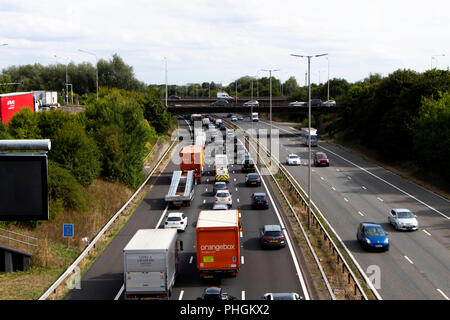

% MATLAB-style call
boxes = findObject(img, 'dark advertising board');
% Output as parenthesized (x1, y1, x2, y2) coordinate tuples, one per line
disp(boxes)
(0, 153, 48, 221)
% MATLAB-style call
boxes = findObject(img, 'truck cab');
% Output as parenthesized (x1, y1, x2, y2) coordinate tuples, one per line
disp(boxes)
(251, 112, 259, 122)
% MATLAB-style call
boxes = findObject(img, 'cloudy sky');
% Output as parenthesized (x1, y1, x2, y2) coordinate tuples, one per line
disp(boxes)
(0, 0, 449, 86)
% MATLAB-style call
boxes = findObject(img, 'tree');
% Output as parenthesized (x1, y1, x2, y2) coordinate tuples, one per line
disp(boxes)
(409, 92, 450, 179)
(8, 108, 41, 139)
(50, 121, 101, 186)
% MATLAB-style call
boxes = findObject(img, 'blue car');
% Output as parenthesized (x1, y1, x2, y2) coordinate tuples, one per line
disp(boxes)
(356, 222, 389, 251)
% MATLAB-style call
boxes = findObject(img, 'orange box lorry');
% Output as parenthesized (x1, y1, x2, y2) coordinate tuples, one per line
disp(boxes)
(180, 145, 203, 183)
(196, 210, 240, 279)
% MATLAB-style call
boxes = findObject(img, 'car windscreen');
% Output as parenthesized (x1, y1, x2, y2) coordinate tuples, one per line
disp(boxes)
(248, 174, 259, 179)
(364, 227, 385, 237)
(217, 192, 229, 197)
(397, 211, 414, 218)
(254, 195, 266, 201)
(167, 216, 181, 221)
(264, 231, 282, 237)
(316, 154, 327, 159)
(289, 155, 298, 159)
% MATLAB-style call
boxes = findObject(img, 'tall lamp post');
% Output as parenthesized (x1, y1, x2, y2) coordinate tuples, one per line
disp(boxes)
(290, 53, 327, 230)
(431, 54, 445, 69)
(78, 49, 98, 100)
(54, 54, 70, 105)
(164, 57, 168, 107)
(260, 68, 279, 132)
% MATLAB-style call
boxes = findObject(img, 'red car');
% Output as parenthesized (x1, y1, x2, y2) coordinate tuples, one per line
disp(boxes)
(314, 152, 330, 167)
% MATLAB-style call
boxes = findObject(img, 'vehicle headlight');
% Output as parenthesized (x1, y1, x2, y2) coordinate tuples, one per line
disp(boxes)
(366, 238, 371, 244)
(384, 238, 389, 244)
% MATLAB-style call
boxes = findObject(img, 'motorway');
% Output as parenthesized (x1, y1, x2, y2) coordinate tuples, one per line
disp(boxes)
(227, 114, 450, 300)
(65, 119, 308, 300)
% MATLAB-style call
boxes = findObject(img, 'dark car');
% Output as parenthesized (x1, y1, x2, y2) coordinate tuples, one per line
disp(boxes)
(211, 99, 229, 107)
(310, 99, 322, 106)
(251, 193, 269, 209)
(260, 225, 286, 249)
(242, 158, 256, 173)
(169, 95, 181, 99)
(219, 123, 226, 131)
(197, 287, 237, 300)
(245, 173, 261, 186)
(356, 222, 390, 251)
(227, 113, 233, 118)
(184, 114, 191, 120)
(213, 181, 228, 195)
(314, 152, 330, 167)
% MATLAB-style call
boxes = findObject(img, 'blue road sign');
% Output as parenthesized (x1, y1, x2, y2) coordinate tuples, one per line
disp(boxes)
(63, 224, 74, 238)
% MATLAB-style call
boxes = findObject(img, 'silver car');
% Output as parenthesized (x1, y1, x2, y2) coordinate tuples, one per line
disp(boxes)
(214, 190, 232, 208)
(388, 208, 419, 231)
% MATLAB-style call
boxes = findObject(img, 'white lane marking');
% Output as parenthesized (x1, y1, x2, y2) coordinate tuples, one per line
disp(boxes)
(437, 289, 449, 300)
(336, 168, 340, 172)
(404, 256, 414, 264)
(234, 178, 237, 182)
(114, 285, 124, 300)
(241, 256, 245, 264)
(241, 291, 246, 300)
(240, 231, 243, 238)
(236, 188, 238, 191)
(203, 199, 206, 204)
(189, 256, 193, 264)
(237, 198, 240, 203)
(206, 178, 209, 182)
(358, 211, 365, 217)
(320, 176, 324, 180)
(239, 212, 241, 218)
(332, 186, 336, 191)
(423, 230, 431, 236)
(377, 197, 384, 202)
(205, 188, 208, 192)
(362, 186, 367, 190)
(344, 197, 349, 202)
(178, 290, 184, 300)
(319, 145, 450, 221)
(156, 205, 169, 228)
(347, 176, 352, 180)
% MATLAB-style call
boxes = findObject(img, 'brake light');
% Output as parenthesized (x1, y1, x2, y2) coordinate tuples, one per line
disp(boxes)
(165, 222, 168, 225)
(263, 237, 270, 240)
(215, 197, 218, 201)
(279, 236, 285, 240)
(265, 200, 269, 204)
(180, 222, 184, 224)
(228, 197, 231, 201)
(257, 178, 260, 182)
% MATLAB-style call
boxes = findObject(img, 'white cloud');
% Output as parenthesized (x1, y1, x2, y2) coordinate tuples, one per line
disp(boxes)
(0, 0, 449, 85)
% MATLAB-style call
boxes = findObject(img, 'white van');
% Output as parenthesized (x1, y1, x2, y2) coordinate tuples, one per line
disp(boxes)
(214, 154, 228, 171)
(217, 92, 234, 100)
(251, 112, 259, 122)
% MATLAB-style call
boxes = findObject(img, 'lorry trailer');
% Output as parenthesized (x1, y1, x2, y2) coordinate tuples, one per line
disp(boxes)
(196, 210, 241, 279)
(165, 170, 195, 207)
(123, 229, 179, 300)
(0, 92, 36, 123)
(180, 145, 204, 183)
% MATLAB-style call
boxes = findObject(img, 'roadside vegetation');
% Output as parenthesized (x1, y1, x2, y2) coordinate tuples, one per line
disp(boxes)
(0, 56, 176, 299)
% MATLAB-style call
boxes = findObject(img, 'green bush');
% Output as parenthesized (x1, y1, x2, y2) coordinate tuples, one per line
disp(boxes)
(50, 121, 101, 186)
(7, 108, 41, 139)
(47, 161, 90, 218)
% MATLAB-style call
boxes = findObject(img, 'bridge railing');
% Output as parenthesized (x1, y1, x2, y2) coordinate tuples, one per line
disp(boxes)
(0, 228, 38, 253)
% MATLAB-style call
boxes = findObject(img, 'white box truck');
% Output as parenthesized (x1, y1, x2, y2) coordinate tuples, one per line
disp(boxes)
(123, 229, 179, 300)
(251, 112, 259, 122)
(300, 128, 318, 147)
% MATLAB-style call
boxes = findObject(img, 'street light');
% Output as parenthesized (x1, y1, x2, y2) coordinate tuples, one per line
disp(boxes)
(164, 57, 168, 107)
(327, 56, 330, 102)
(78, 49, 98, 100)
(290, 52, 328, 230)
(431, 54, 445, 69)
(54, 54, 70, 105)
(260, 68, 280, 134)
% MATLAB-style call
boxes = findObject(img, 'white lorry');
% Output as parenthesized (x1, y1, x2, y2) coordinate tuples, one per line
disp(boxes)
(251, 112, 259, 122)
(300, 128, 318, 147)
(123, 229, 180, 300)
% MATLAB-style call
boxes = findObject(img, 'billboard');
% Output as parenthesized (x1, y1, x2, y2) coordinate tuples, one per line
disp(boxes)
(0, 153, 48, 221)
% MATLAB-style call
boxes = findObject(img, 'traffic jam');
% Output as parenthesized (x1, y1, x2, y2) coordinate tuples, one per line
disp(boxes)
(121, 113, 304, 301)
